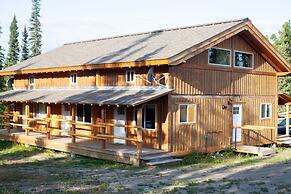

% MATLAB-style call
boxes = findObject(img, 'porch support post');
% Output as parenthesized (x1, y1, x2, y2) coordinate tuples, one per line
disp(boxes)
(25, 103, 30, 136)
(71, 104, 76, 143)
(101, 106, 106, 149)
(286, 103, 290, 136)
(46, 104, 51, 139)
(6, 104, 11, 133)
(136, 107, 143, 160)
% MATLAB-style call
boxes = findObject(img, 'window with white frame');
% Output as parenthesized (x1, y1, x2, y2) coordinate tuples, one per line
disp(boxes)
(234, 51, 253, 68)
(260, 103, 272, 119)
(179, 104, 197, 124)
(126, 70, 135, 83)
(70, 73, 77, 84)
(142, 105, 156, 129)
(208, 48, 231, 66)
(76, 104, 91, 123)
(29, 76, 35, 85)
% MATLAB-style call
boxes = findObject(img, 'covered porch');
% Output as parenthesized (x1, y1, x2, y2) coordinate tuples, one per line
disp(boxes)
(0, 88, 172, 165)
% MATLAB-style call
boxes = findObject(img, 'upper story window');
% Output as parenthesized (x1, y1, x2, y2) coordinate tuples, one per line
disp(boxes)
(126, 70, 135, 83)
(29, 76, 35, 86)
(179, 104, 197, 124)
(70, 73, 77, 84)
(208, 47, 231, 66)
(234, 51, 253, 68)
(260, 103, 272, 119)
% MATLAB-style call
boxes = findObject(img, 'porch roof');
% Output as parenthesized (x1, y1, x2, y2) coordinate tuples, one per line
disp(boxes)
(0, 88, 172, 106)
(278, 92, 291, 105)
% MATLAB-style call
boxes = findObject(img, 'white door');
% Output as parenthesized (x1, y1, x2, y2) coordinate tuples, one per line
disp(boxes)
(114, 107, 126, 144)
(22, 104, 26, 127)
(61, 104, 71, 136)
(232, 104, 242, 142)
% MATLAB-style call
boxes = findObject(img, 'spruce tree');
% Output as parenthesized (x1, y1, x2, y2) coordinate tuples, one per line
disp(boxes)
(5, 15, 20, 67)
(29, 0, 42, 57)
(0, 26, 6, 92)
(270, 21, 291, 95)
(0, 26, 4, 70)
(21, 26, 29, 61)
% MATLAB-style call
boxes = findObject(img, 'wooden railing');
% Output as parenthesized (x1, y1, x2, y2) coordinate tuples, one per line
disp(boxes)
(233, 125, 276, 150)
(0, 112, 144, 158)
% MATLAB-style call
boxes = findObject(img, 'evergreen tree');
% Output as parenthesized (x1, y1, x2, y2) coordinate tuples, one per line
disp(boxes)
(5, 15, 20, 67)
(0, 26, 6, 92)
(29, 0, 42, 57)
(0, 26, 4, 70)
(21, 26, 29, 61)
(270, 21, 291, 95)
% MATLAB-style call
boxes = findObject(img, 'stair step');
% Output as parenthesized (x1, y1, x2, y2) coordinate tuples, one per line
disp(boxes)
(235, 145, 275, 157)
(142, 153, 175, 161)
(146, 158, 182, 166)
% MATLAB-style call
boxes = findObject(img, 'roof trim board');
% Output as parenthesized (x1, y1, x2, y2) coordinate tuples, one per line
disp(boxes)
(0, 89, 173, 106)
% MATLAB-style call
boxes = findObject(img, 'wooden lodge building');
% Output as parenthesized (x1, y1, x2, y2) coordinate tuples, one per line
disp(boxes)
(0, 18, 290, 165)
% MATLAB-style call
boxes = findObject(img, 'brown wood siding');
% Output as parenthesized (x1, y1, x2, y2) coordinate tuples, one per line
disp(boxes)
(13, 67, 169, 89)
(169, 33, 278, 152)
(171, 96, 277, 152)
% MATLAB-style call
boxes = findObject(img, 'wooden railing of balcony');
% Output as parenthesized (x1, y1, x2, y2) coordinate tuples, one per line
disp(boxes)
(0, 112, 144, 158)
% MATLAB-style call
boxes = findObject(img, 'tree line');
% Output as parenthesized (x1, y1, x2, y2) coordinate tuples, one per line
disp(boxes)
(0, 0, 42, 74)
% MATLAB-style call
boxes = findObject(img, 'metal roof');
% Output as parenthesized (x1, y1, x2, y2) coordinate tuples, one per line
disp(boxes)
(1, 19, 246, 72)
(0, 89, 172, 106)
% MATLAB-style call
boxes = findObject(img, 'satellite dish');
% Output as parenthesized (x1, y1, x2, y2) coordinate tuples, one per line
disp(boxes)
(147, 67, 156, 83)
(6, 77, 14, 88)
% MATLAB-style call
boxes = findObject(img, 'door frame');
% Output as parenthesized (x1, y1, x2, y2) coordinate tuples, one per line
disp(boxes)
(232, 104, 243, 144)
(113, 107, 127, 144)
(61, 104, 71, 136)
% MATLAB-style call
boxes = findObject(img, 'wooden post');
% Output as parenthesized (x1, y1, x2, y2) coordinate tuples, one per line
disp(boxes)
(71, 104, 76, 143)
(6, 104, 11, 133)
(136, 107, 143, 159)
(286, 103, 290, 136)
(101, 106, 106, 149)
(46, 104, 51, 139)
(25, 103, 30, 136)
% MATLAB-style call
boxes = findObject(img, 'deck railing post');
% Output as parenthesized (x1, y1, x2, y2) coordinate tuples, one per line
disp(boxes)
(136, 108, 143, 159)
(286, 103, 290, 136)
(234, 127, 237, 150)
(25, 103, 30, 136)
(47, 104, 51, 139)
(6, 105, 11, 133)
(247, 129, 250, 145)
(71, 104, 76, 143)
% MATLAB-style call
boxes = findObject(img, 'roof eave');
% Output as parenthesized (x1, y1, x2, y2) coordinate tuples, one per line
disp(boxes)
(0, 59, 170, 76)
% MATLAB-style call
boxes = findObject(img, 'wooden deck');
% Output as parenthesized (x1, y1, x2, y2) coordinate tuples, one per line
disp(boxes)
(0, 129, 167, 166)
(277, 136, 291, 146)
(235, 145, 276, 157)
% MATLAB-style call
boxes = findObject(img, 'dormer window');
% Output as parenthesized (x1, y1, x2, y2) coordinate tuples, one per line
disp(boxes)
(234, 51, 253, 68)
(126, 70, 135, 83)
(208, 47, 231, 66)
(70, 73, 77, 84)
(29, 76, 35, 86)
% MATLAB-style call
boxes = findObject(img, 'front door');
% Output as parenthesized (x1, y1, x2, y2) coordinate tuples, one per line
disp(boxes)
(61, 104, 71, 136)
(232, 104, 242, 142)
(114, 107, 126, 144)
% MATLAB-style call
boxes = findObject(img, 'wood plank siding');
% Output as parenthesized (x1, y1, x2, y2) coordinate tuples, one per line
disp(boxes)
(14, 66, 169, 89)
(169, 34, 278, 152)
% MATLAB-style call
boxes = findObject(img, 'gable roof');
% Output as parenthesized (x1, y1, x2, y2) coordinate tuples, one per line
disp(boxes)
(0, 18, 289, 75)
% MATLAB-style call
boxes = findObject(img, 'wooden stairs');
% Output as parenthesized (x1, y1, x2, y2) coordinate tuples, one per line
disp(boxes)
(141, 152, 182, 166)
(277, 136, 291, 146)
(235, 145, 276, 157)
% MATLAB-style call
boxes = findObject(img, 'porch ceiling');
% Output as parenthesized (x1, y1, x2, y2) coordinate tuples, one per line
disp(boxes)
(0, 88, 172, 106)
(278, 92, 291, 105)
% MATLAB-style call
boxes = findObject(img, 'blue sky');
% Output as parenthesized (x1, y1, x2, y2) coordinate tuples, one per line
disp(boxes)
(0, 0, 290, 54)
